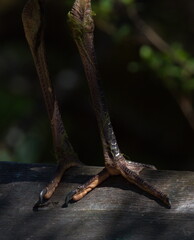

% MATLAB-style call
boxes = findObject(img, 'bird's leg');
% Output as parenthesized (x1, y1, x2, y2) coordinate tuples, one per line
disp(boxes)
(66, 0, 171, 208)
(22, 0, 82, 206)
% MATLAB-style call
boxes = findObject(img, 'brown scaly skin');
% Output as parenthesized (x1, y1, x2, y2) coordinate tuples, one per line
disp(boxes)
(22, 0, 82, 207)
(65, 0, 171, 208)
(22, 0, 170, 208)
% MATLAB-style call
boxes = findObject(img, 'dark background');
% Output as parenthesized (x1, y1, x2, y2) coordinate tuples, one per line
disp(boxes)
(1, 0, 194, 170)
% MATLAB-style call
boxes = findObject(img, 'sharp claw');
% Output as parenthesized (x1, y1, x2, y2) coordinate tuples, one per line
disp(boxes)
(33, 188, 51, 211)
(165, 197, 171, 209)
(39, 188, 48, 204)
(64, 190, 77, 207)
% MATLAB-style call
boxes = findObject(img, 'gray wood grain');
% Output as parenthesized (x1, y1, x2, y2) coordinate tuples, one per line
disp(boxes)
(0, 161, 194, 240)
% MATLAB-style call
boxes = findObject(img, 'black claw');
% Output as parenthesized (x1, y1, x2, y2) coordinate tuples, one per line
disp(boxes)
(166, 197, 171, 209)
(64, 190, 77, 207)
(39, 188, 48, 204)
(33, 188, 49, 211)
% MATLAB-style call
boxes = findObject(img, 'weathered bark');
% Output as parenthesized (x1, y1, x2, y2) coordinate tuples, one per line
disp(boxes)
(0, 161, 194, 240)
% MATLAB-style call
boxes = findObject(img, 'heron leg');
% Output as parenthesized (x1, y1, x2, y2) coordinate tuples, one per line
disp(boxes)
(22, 0, 82, 207)
(66, 0, 171, 208)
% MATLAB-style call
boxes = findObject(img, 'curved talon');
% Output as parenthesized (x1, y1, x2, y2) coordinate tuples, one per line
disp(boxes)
(33, 188, 52, 211)
(39, 188, 48, 204)
(164, 197, 171, 209)
(64, 190, 77, 207)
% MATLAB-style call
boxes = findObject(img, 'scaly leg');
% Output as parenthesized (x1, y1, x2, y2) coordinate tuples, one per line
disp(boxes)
(65, 0, 171, 208)
(22, 0, 82, 206)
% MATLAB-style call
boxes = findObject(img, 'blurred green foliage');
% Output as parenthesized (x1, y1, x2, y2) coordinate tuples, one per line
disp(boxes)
(138, 44, 194, 92)
(1, 0, 194, 170)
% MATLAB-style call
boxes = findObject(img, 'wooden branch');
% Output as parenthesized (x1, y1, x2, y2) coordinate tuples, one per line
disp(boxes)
(0, 161, 194, 239)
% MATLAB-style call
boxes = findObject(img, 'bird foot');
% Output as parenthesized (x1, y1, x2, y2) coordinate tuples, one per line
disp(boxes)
(65, 157, 171, 208)
(34, 159, 82, 209)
